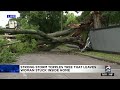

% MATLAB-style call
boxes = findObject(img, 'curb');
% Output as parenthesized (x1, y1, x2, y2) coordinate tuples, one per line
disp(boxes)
(76, 52, 120, 65)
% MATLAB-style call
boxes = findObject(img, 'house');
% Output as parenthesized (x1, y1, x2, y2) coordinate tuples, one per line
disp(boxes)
(5, 20, 18, 41)
(6, 20, 17, 29)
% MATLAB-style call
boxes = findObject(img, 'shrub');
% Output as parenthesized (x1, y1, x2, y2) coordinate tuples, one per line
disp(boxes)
(0, 48, 17, 63)
(9, 39, 38, 54)
(0, 34, 38, 63)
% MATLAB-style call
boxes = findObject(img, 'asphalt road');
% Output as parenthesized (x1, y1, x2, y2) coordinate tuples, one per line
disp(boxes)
(0, 52, 120, 79)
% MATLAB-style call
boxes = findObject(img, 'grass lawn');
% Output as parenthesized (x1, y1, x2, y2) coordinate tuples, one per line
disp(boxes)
(78, 51, 120, 63)
(53, 44, 120, 64)
(51, 44, 79, 52)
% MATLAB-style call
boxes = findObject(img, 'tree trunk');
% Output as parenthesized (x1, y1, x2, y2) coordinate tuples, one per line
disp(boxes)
(92, 11, 102, 29)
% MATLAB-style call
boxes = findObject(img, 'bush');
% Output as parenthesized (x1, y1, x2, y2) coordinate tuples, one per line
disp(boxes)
(9, 39, 38, 54)
(0, 34, 38, 63)
(0, 39, 9, 46)
(0, 48, 17, 63)
(0, 39, 17, 63)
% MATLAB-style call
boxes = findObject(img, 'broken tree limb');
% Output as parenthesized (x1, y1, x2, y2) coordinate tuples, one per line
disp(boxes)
(0, 29, 55, 41)
(0, 28, 80, 44)
(65, 44, 80, 49)
(54, 37, 80, 44)
(0, 28, 77, 40)
(48, 28, 76, 37)
(38, 36, 81, 47)
(0, 28, 76, 37)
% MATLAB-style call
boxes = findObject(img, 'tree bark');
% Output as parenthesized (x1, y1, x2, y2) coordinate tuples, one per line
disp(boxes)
(48, 28, 75, 37)
(0, 28, 75, 38)
(0, 29, 55, 41)
(92, 11, 102, 29)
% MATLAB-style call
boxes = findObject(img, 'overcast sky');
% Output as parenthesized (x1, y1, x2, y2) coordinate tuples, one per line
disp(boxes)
(67, 11, 82, 16)
(0, 11, 82, 28)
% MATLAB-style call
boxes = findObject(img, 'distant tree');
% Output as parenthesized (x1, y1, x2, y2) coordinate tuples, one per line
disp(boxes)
(64, 13, 79, 29)
(77, 11, 120, 27)
(18, 11, 62, 33)
(76, 11, 91, 22)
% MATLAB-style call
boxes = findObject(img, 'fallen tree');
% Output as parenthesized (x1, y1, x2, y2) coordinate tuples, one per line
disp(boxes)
(0, 11, 103, 51)
(0, 28, 77, 39)
(0, 28, 82, 50)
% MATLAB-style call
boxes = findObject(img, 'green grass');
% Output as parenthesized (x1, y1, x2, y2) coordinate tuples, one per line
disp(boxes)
(52, 44, 79, 52)
(0, 35, 4, 39)
(52, 44, 120, 63)
(78, 51, 120, 63)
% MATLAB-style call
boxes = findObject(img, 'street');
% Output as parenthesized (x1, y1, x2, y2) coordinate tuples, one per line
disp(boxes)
(0, 52, 120, 79)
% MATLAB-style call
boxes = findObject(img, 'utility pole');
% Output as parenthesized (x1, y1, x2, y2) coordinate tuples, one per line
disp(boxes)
(61, 11, 63, 31)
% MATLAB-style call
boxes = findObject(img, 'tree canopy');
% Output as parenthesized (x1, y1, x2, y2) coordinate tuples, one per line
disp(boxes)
(77, 11, 120, 26)
(18, 11, 62, 33)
